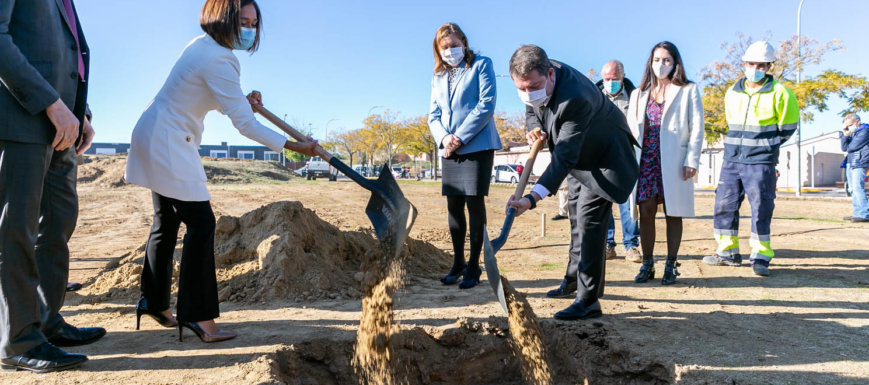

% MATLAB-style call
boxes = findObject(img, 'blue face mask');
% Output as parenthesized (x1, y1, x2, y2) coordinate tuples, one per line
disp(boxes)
(234, 27, 257, 51)
(603, 80, 622, 95)
(745, 67, 766, 83)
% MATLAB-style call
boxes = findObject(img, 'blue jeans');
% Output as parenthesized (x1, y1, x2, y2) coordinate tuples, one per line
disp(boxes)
(607, 201, 640, 249)
(847, 166, 869, 219)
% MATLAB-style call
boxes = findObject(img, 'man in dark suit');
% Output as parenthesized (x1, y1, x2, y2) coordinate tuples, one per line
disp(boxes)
(507, 45, 639, 320)
(0, 0, 102, 373)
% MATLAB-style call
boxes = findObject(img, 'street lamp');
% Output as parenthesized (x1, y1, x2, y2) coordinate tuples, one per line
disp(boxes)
(325, 118, 339, 138)
(796, 0, 806, 196)
(367, 105, 384, 117)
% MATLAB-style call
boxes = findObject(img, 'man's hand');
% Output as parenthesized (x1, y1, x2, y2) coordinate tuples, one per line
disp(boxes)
(525, 129, 546, 145)
(76, 116, 95, 155)
(843, 127, 852, 137)
(683, 167, 697, 181)
(506, 194, 532, 217)
(247, 90, 263, 112)
(46, 99, 79, 151)
(286, 137, 319, 158)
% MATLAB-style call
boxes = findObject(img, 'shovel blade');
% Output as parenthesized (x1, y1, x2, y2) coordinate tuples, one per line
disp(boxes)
(365, 166, 418, 259)
(483, 226, 508, 314)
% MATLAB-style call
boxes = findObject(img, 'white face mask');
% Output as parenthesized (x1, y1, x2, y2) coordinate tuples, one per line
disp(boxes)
(652, 62, 673, 79)
(518, 76, 551, 108)
(441, 47, 464, 67)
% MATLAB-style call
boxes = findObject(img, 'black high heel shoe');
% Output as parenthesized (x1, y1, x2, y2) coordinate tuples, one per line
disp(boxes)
(135, 297, 178, 330)
(634, 259, 656, 283)
(662, 259, 681, 285)
(178, 321, 237, 343)
(440, 265, 467, 285)
(458, 266, 482, 289)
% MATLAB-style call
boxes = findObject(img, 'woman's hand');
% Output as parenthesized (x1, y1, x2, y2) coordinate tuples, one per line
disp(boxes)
(285, 137, 319, 158)
(683, 167, 697, 181)
(526, 129, 546, 146)
(506, 194, 532, 217)
(247, 90, 263, 113)
(442, 134, 462, 158)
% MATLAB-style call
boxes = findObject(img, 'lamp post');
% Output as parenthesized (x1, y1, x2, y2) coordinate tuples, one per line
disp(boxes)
(796, 0, 807, 196)
(325, 118, 339, 138)
(367, 105, 384, 117)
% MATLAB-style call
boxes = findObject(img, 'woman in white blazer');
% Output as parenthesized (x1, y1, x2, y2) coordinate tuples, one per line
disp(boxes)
(626, 41, 705, 285)
(125, 0, 317, 343)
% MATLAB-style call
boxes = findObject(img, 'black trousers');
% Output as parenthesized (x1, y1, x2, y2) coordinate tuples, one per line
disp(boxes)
(141, 192, 219, 322)
(563, 175, 613, 303)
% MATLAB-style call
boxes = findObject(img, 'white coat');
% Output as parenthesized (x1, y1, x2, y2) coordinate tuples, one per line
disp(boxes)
(125, 34, 286, 202)
(627, 82, 705, 219)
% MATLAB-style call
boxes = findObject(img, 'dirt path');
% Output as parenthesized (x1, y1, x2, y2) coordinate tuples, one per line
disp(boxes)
(3, 179, 867, 384)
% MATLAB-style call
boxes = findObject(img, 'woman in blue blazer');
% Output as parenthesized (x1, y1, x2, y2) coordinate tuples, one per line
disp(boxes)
(428, 23, 502, 289)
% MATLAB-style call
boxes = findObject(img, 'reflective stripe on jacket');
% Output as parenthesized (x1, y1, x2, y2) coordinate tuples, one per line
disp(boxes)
(723, 75, 800, 164)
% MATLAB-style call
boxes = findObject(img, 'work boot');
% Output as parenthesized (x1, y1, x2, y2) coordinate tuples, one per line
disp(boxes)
(551, 214, 568, 221)
(851, 217, 869, 223)
(752, 260, 770, 276)
(625, 247, 642, 263)
(605, 245, 616, 260)
(702, 254, 742, 267)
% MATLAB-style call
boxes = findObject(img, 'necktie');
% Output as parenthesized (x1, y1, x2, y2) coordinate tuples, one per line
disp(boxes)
(61, 0, 85, 81)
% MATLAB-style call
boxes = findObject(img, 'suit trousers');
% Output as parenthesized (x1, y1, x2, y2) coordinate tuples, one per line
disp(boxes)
(141, 192, 219, 322)
(562, 175, 613, 303)
(0, 141, 78, 358)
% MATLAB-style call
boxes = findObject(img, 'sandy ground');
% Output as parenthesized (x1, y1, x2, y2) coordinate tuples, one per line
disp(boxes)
(2, 172, 868, 384)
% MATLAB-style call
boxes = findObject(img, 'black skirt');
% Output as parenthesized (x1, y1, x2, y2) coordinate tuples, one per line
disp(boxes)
(441, 150, 494, 196)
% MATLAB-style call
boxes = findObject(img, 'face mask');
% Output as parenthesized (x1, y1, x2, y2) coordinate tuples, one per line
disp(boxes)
(518, 76, 551, 108)
(234, 27, 257, 51)
(652, 62, 673, 79)
(441, 47, 464, 67)
(745, 67, 766, 83)
(603, 80, 622, 95)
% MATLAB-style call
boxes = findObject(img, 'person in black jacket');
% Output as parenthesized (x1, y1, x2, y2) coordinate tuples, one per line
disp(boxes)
(506, 45, 639, 320)
(841, 113, 869, 222)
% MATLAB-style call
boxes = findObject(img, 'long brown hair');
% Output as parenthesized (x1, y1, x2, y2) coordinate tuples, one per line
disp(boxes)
(432, 23, 476, 74)
(200, 0, 263, 52)
(639, 41, 691, 92)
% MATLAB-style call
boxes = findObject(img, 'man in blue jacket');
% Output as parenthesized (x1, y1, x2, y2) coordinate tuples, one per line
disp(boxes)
(841, 113, 869, 222)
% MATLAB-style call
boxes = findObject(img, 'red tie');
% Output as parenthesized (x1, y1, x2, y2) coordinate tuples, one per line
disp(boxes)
(62, 0, 85, 81)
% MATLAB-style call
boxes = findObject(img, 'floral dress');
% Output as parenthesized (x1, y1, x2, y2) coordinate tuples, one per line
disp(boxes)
(638, 99, 665, 204)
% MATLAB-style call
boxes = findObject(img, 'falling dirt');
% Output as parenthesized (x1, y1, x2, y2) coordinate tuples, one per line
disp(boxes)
(501, 276, 552, 385)
(81, 201, 451, 306)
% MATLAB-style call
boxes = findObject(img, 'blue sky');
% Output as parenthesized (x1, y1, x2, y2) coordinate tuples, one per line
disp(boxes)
(76, 0, 869, 147)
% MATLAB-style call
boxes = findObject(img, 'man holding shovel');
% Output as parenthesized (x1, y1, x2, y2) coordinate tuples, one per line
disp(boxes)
(506, 45, 639, 320)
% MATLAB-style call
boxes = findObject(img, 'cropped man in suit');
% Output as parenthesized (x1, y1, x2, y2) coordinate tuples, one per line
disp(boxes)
(506, 45, 639, 320)
(0, 0, 102, 373)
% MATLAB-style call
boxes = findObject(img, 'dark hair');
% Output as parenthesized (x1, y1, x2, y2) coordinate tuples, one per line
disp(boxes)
(639, 41, 691, 91)
(432, 23, 476, 74)
(509, 45, 552, 78)
(200, 0, 262, 52)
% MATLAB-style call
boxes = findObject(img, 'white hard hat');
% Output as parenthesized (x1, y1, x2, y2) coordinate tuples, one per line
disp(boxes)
(742, 41, 776, 63)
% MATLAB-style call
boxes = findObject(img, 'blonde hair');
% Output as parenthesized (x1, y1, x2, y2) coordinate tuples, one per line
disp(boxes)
(432, 23, 476, 74)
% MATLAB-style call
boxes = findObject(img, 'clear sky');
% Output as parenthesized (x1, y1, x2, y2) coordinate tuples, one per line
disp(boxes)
(75, 0, 869, 147)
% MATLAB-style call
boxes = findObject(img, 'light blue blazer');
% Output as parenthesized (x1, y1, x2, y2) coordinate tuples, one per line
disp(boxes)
(428, 55, 502, 157)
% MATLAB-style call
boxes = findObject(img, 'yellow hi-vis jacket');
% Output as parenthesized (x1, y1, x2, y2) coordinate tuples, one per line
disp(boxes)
(723, 75, 800, 164)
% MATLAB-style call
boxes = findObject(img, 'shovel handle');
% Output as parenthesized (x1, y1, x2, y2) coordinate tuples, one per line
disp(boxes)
(512, 130, 546, 198)
(248, 93, 333, 162)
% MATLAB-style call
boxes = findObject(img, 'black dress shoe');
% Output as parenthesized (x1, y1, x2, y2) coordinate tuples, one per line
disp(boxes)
(66, 282, 82, 292)
(47, 323, 106, 347)
(0, 342, 87, 373)
(852, 217, 869, 223)
(439, 265, 467, 285)
(458, 266, 482, 289)
(551, 214, 568, 221)
(554, 299, 602, 320)
(545, 278, 577, 298)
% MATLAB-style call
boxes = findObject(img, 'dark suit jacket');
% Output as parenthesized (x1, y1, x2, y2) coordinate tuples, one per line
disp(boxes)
(0, 0, 90, 145)
(527, 60, 639, 204)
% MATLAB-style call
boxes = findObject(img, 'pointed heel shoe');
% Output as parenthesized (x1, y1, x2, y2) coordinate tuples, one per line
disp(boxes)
(634, 259, 656, 283)
(178, 321, 237, 343)
(439, 266, 467, 285)
(662, 259, 681, 285)
(135, 297, 178, 330)
(458, 267, 482, 290)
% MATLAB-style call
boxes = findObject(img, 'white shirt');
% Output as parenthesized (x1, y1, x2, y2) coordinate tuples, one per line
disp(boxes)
(125, 34, 286, 201)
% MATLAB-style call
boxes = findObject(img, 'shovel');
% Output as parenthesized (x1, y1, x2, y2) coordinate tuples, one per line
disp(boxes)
(249, 95, 417, 260)
(484, 132, 546, 314)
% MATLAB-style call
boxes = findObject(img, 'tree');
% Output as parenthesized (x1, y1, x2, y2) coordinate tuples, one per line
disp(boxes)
(699, 33, 869, 144)
(281, 117, 315, 162)
(327, 128, 363, 168)
(364, 109, 410, 167)
(494, 111, 527, 146)
(586, 68, 600, 83)
(404, 115, 438, 178)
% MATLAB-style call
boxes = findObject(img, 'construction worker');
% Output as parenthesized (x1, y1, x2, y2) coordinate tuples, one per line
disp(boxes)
(702, 41, 800, 276)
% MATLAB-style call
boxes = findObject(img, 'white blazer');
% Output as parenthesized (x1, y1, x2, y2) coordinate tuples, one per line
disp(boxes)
(626, 82, 705, 219)
(125, 34, 286, 202)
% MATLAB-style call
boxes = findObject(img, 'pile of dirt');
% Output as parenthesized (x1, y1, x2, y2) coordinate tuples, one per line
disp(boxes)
(83, 201, 451, 304)
(501, 276, 552, 385)
(272, 319, 675, 385)
(78, 156, 129, 188)
(203, 159, 296, 184)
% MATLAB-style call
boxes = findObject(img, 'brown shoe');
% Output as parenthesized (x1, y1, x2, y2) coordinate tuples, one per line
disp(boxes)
(605, 246, 616, 260)
(625, 247, 642, 263)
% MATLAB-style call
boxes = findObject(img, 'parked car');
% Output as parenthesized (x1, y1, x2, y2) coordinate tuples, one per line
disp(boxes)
(293, 168, 307, 178)
(305, 156, 338, 181)
(391, 166, 402, 179)
(491, 164, 537, 184)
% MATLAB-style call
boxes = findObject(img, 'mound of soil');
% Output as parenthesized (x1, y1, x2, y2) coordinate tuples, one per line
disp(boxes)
(78, 156, 129, 188)
(272, 319, 674, 385)
(83, 201, 451, 304)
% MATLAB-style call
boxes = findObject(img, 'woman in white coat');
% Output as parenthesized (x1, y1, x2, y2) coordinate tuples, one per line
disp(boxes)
(124, 0, 317, 342)
(626, 41, 704, 285)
